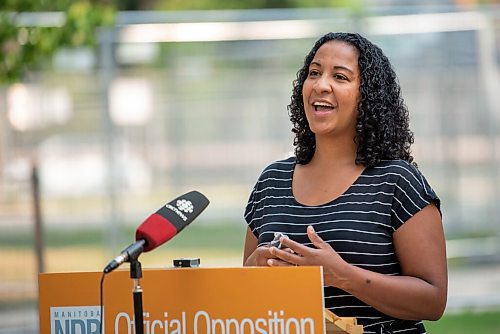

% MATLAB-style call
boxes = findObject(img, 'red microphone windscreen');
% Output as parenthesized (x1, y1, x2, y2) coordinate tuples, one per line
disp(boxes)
(134, 191, 209, 253)
(135, 213, 177, 252)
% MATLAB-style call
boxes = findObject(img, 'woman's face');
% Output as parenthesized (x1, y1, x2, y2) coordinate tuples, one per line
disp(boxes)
(302, 40, 361, 140)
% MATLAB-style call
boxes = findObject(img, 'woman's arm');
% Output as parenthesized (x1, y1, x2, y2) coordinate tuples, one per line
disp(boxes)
(268, 204, 447, 321)
(243, 227, 258, 265)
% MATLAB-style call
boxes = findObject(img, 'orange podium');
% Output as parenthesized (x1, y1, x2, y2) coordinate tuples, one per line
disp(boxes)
(39, 266, 362, 333)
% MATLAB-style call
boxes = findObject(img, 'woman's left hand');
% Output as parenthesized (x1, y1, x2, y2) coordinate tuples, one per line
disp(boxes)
(267, 225, 352, 288)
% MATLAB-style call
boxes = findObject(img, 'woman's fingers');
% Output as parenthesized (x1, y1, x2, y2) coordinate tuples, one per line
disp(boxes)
(275, 226, 331, 254)
(269, 226, 339, 266)
(277, 235, 312, 256)
(306, 225, 330, 249)
(267, 258, 295, 267)
(269, 246, 303, 265)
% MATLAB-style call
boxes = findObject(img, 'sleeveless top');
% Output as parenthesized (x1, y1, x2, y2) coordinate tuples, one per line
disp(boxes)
(244, 157, 441, 334)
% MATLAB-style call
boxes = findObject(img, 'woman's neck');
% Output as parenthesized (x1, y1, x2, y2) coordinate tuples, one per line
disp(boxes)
(310, 135, 358, 169)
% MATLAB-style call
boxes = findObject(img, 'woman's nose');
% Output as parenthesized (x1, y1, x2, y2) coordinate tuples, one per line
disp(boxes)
(313, 74, 333, 93)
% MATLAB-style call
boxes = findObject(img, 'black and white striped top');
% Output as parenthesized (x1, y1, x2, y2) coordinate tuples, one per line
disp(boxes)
(244, 156, 440, 334)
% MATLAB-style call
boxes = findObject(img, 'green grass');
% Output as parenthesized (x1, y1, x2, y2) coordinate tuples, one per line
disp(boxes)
(0, 221, 247, 250)
(425, 310, 500, 333)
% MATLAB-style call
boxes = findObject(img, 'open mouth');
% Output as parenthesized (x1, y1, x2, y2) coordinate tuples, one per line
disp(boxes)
(313, 102, 335, 112)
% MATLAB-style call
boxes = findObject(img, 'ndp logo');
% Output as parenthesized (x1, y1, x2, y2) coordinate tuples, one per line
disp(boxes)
(50, 306, 102, 334)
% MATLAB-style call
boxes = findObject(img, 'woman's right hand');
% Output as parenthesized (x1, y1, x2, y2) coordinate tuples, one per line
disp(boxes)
(244, 245, 276, 266)
(243, 227, 287, 267)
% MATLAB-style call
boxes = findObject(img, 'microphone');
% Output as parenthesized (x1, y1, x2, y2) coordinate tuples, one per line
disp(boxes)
(103, 190, 209, 273)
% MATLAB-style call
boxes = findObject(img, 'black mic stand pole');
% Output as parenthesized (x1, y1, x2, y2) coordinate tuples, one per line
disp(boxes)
(130, 259, 144, 334)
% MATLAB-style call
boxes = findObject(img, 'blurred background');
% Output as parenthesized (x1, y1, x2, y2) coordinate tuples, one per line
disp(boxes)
(1, 0, 500, 333)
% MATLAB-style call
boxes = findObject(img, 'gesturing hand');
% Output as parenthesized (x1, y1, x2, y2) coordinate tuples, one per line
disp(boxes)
(244, 244, 278, 267)
(267, 226, 352, 288)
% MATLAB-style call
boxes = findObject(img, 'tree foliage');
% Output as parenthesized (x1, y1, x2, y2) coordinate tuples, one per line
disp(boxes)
(0, 0, 115, 84)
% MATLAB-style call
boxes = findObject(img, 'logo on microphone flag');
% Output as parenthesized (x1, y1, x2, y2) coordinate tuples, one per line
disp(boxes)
(176, 199, 194, 213)
(50, 306, 103, 334)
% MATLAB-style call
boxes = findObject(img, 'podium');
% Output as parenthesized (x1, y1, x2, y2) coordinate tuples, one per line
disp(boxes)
(39, 266, 362, 333)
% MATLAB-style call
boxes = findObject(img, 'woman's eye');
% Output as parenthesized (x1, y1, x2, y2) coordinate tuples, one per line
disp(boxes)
(335, 74, 347, 80)
(308, 69, 320, 77)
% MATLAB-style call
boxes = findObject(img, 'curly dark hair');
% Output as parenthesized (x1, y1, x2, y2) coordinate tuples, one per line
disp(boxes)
(288, 32, 414, 168)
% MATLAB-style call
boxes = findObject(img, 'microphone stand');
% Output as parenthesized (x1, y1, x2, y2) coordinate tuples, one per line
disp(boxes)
(130, 258, 144, 334)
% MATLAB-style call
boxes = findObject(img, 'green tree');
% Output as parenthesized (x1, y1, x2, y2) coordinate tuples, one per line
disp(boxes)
(0, 0, 115, 84)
